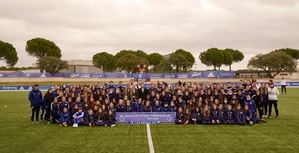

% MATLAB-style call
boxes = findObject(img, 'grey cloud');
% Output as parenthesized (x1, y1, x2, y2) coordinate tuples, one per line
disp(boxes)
(0, 0, 299, 70)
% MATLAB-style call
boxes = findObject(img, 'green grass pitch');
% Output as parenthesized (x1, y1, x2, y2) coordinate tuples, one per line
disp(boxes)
(0, 89, 299, 153)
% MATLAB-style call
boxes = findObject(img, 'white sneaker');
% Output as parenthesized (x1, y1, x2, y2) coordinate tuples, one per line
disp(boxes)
(73, 124, 77, 127)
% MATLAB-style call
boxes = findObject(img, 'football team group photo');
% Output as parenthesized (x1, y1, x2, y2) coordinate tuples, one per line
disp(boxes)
(1, 0, 299, 153)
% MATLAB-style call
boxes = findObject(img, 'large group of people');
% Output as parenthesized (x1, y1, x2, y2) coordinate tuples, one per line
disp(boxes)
(28, 79, 280, 127)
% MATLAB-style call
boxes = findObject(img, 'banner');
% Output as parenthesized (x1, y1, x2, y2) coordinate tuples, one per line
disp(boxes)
(0, 85, 51, 91)
(0, 71, 235, 79)
(116, 112, 176, 124)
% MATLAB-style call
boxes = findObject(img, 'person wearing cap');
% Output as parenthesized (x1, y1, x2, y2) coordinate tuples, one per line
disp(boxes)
(28, 84, 43, 123)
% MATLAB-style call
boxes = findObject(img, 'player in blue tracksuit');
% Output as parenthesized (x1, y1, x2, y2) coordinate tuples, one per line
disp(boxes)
(235, 104, 246, 125)
(211, 104, 220, 124)
(244, 94, 257, 114)
(224, 104, 235, 124)
(153, 100, 162, 112)
(96, 109, 106, 126)
(143, 101, 152, 112)
(253, 90, 263, 119)
(137, 99, 144, 112)
(43, 89, 53, 123)
(131, 98, 139, 112)
(116, 100, 125, 112)
(217, 104, 225, 124)
(58, 96, 70, 113)
(184, 108, 191, 124)
(84, 109, 97, 126)
(59, 107, 70, 127)
(105, 110, 116, 126)
(244, 104, 254, 125)
(51, 97, 60, 123)
(125, 101, 132, 112)
(169, 101, 177, 112)
(176, 107, 184, 124)
(28, 84, 43, 123)
(72, 108, 85, 127)
(191, 107, 202, 124)
(261, 85, 269, 118)
(162, 103, 170, 112)
(202, 105, 211, 124)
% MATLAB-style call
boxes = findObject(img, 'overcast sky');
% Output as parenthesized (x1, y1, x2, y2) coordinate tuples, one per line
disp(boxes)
(1, 0, 299, 70)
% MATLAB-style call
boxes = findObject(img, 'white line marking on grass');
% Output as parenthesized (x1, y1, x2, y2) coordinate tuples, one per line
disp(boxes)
(146, 123, 155, 153)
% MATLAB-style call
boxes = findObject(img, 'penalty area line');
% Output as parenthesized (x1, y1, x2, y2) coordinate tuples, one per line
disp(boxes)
(146, 123, 155, 153)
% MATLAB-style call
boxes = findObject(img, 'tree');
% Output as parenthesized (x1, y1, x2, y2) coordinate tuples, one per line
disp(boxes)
(274, 48, 299, 59)
(168, 53, 190, 72)
(223, 49, 244, 71)
(0, 40, 18, 67)
(200, 48, 224, 70)
(92, 52, 115, 72)
(248, 51, 297, 78)
(174, 49, 195, 71)
(148, 53, 163, 71)
(115, 53, 149, 73)
(38, 56, 68, 76)
(154, 54, 173, 73)
(113, 50, 136, 62)
(222, 49, 233, 70)
(26, 38, 62, 59)
(136, 50, 148, 60)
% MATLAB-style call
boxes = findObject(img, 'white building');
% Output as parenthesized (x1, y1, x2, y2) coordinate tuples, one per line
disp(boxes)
(274, 60, 299, 79)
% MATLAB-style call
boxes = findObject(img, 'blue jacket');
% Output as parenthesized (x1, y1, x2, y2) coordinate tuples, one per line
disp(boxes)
(235, 110, 246, 124)
(116, 105, 125, 112)
(60, 112, 70, 123)
(59, 101, 70, 112)
(28, 90, 43, 107)
(131, 100, 139, 112)
(225, 110, 235, 124)
(153, 105, 162, 112)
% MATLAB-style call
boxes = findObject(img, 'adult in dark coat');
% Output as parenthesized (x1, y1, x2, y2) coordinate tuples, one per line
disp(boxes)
(138, 83, 148, 100)
(28, 84, 43, 123)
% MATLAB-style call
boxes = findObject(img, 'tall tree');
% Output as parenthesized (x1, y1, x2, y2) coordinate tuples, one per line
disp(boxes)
(136, 50, 148, 60)
(168, 53, 190, 72)
(223, 49, 244, 71)
(154, 55, 173, 73)
(38, 56, 68, 76)
(113, 50, 136, 62)
(274, 48, 299, 59)
(248, 51, 297, 78)
(200, 48, 224, 70)
(148, 53, 163, 71)
(26, 38, 62, 59)
(174, 49, 195, 71)
(0, 40, 18, 67)
(26, 38, 62, 72)
(116, 53, 149, 73)
(92, 52, 115, 72)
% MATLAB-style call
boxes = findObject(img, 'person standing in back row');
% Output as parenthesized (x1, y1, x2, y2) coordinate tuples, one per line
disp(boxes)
(268, 82, 279, 119)
(280, 77, 287, 94)
(28, 84, 43, 123)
